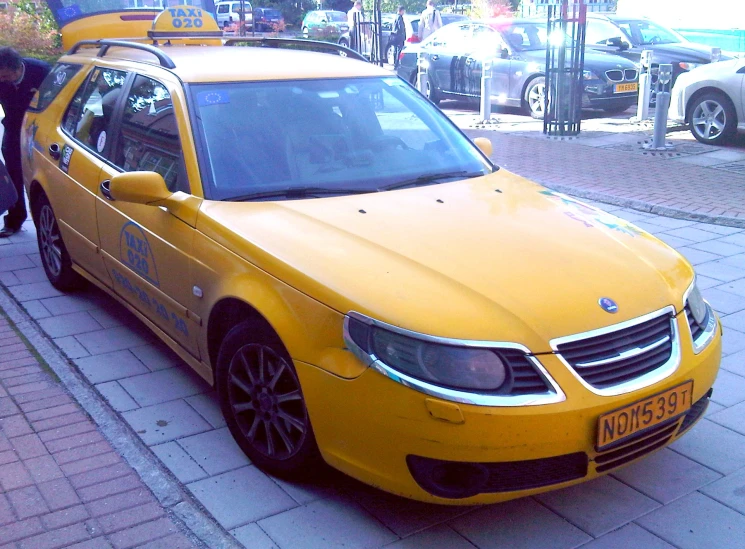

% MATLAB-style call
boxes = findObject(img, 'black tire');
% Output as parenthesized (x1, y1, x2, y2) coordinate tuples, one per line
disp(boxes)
(688, 91, 737, 145)
(339, 37, 348, 47)
(523, 76, 546, 119)
(216, 320, 322, 478)
(424, 75, 441, 106)
(32, 192, 82, 291)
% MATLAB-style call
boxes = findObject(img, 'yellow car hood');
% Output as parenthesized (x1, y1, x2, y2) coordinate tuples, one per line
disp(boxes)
(198, 170, 692, 352)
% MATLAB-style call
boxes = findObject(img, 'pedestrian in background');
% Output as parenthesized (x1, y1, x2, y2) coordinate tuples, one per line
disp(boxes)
(417, 0, 442, 42)
(387, 6, 406, 68)
(348, 0, 363, 51)
(0, 47, 50, 237)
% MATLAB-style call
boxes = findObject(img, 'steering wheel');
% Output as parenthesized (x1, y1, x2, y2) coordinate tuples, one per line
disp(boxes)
(369, 135, 410, 151)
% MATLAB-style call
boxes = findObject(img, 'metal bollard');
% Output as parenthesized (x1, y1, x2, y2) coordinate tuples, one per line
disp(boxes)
(635, 49, 653, 121)
(479, 59, 493, 122)
(644, 63, 674, 150)
(417, 52, 428, 96)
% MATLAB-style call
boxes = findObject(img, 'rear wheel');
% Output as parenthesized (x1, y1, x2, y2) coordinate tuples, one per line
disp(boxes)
(216, 321, 322, 478)
(688, 91, 737, 145)
(524, 76, 546, 119)
(425, 75, 441, 106)
(32, 192, 81, 291)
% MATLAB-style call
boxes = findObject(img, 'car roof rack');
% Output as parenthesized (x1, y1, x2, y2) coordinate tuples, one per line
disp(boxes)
(224, 37, 368, 62)
(68, 39, 177, 69)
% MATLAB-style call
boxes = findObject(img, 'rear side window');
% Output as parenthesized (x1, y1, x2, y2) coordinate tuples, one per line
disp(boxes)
(28, 63, 82, 113)
(62, 67, 128, 156)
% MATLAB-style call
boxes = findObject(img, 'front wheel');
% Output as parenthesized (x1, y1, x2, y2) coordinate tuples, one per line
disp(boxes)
(32, 192, 81, 291)
(688, 91, 737, 145)
(524, 76, 546, 119)
(216, 321, 322, 478)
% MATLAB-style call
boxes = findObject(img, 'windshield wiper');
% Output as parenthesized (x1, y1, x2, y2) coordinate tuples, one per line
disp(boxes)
(380, 171, 488, 191)
(226, 187, 375, 202)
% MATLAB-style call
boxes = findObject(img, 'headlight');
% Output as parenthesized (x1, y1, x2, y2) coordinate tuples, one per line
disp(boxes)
(687, 283, 707, 325)
(583, 70, 595, 80)
(347, 316, 507, 390)
(679, 62, 703, 71)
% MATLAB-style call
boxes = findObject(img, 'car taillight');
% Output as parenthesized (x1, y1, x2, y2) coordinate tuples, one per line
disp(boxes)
(407, 36, 420, 43)
(398, 51, 405, 62)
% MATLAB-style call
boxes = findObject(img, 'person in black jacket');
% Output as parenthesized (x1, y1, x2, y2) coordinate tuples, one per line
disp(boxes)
(387, 6, 406, 68)
(0, 47, 50, 237)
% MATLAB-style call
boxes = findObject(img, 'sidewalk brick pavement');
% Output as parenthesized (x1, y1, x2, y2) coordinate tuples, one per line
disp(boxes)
(0, 317, 198, 549)
(464, 130, 745, 220)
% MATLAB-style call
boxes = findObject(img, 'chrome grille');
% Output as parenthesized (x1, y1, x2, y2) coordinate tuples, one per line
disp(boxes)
(502, 350, 551, 395)
(553, 308, 678, 392)
(605, 69, 623, 82)
(685, 304, 705, 341)
(624, 68, 638, 81)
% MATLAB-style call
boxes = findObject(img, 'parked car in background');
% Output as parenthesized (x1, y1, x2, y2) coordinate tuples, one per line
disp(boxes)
(669, 57, 745, 144)
(253, 7, 285, 32)
(302, 10, 349, 39)
(397, 19, 640, 118)
(585, 14, 726, 88)
(215, 0, 253, 30)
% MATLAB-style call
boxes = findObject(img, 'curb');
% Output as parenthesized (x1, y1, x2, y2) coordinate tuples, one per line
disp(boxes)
(0, 286, 242, 549)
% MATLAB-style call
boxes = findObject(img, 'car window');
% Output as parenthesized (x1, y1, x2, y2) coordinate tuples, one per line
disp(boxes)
(62, 67, 128, 156)
(29, 63, 82, 113)
(502, 23, 547, 50)
(328, 11, 347, 22)
(111, 75, 187, 193)
(585, 19, 626, 45)
(472, 25, 502, 51)
(191, 77, 491, 201)
(217, 4, 226, 13)
(616, 20, 683, 45)
(427, 23, 469, 47)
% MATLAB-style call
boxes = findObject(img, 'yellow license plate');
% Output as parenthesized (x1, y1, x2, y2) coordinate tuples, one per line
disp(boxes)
(614, 82, 638, 93)
(597, 380, 693, 450)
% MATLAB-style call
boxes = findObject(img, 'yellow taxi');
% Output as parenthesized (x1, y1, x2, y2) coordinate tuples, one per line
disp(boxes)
(21, 5, 721, 504)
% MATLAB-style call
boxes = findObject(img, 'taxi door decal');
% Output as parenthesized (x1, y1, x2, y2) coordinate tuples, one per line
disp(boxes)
(119, 221, 160, 286)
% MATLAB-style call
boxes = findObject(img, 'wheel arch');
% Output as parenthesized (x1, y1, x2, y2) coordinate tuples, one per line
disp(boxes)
(685, 86, 738, 125)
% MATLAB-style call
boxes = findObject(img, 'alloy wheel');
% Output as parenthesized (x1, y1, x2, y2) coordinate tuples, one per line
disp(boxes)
(227, 343, 308, 460)
(692, 99, 726, 142)
(528, 82, 546, 117)
(39, 204, 62, 279)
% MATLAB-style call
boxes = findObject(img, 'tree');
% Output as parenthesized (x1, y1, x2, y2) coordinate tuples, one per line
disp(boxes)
(0, 0, 61, 61)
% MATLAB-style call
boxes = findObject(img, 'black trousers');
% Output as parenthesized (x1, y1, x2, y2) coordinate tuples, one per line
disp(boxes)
(1, 135, 27, 230)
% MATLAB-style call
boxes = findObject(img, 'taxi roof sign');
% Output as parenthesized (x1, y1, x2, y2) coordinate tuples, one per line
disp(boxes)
(148, 5, 222, 40)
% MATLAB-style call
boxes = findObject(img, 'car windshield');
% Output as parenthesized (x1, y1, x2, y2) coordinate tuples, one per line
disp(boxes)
(264, 9, 281, 17)
(190, 77, 492, 201)
(327, 11, 347, 22)
(615, 19, 685, 45)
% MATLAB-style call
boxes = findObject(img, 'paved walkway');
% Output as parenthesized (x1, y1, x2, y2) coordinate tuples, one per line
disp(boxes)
(0, 314, 200, 548)
(452, 105, 745, 225)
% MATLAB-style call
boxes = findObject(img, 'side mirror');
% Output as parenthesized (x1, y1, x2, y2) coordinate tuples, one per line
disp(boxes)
(605, 36, 628, 50)
(500, 47, 509, 59)
(108, 171, 172, 205)
(473, 137, 493, 158)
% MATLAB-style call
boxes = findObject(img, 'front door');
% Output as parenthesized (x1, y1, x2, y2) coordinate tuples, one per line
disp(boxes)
(94, 73, 201, 357)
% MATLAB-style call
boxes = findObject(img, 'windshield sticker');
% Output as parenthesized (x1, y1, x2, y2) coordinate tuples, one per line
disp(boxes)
(60, 145, 74, 174)
(96, 131, 107, 153)
(120, 222, 160, 287)
(539, 190, 643, 237)
(54, 71, 67, 87)
(197, 90, 230, 107)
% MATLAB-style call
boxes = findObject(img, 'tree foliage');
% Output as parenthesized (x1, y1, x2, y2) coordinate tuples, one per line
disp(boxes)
(0, 0, 62, 61)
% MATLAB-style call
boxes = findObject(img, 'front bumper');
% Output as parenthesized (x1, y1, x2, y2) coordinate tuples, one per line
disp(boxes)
(297, 312, 721, 504)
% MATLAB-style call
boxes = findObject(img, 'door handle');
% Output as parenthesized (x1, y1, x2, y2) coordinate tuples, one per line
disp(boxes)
(431, 54, 439, 61)
(100, 179, 115, 201)
(48, 143, 61, 160)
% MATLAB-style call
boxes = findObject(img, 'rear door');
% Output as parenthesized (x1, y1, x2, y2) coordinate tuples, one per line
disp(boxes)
(429, 24, 471, 95)
(466, 25, 510, 98)
(38, 65, 130, 285)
